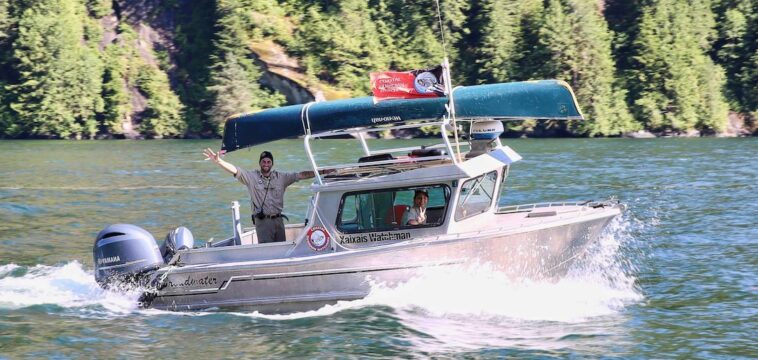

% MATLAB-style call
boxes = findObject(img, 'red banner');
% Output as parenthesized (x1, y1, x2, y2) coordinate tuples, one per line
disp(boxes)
(370, 66, 445, 101)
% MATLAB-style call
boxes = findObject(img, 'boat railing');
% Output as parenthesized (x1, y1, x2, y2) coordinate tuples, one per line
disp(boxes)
(496, 200, 591, 214)
(306, 119, 467, 184)
(363, 142, 466, 157)
(325, 155, 451, 171)
(497, 199, 621, 214)
(310, 121, 448, 139)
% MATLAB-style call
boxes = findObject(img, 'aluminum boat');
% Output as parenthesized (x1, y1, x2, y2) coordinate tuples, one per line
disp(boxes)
(93, 79, 623, 313)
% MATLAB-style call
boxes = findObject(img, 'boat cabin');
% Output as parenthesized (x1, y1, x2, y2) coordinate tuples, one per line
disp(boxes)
(204, 118, 524, 261)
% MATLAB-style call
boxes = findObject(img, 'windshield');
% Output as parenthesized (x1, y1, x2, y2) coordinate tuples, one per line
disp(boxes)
(455, 171, 498, 221)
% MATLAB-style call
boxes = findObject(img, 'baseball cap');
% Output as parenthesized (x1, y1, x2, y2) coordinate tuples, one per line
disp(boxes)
(259, 151, 274, 163)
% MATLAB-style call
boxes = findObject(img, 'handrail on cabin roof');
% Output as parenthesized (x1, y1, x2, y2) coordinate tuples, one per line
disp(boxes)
(306, 120, 459, 185)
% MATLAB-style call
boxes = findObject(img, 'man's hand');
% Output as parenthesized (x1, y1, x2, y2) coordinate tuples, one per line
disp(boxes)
(203, 148, 237, 175)
(203, 148, 222, 163)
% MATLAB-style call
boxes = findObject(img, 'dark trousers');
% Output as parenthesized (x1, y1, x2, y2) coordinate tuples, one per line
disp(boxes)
(255, 217, 286, 243)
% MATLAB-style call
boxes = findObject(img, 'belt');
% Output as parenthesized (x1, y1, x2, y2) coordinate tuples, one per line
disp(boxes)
(253, 213, 281, 220)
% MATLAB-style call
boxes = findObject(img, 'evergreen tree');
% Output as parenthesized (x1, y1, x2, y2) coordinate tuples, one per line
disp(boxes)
(473, 0, 542, 84)
(474, 0, 523, 83)
(440, 0, 470, 84)
(135, 64, 186, 138)
(100, 40, 132, 136)
(327, 0, 388, 93)
(294, 0, 388, 93)
(604, 0, 643, 75)
(98, 22, 186, 138)
(0, 0, 13, 136)
(85, 0, 110, 18)
(537, 0, 636, 136)
(172, 0, 216, 134)
(0, 0, 10, 42)
(205, 0, 284, 135)
(8, 0, 103, 138)
(630, 0, 728, 133)
(294, 0, 454, 92)
(372, 0, 443, 72)
(0, 81, 14, 137)
(712, 0, 757, 113)
(206, 55, 254, 133)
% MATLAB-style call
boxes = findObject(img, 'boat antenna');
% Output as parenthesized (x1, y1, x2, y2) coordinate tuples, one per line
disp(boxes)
(434, 0, 448, 57)
(434, 0, 462, 162)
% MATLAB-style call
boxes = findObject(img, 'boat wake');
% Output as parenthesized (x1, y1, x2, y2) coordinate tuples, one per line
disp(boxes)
(0, 261, 140, 315)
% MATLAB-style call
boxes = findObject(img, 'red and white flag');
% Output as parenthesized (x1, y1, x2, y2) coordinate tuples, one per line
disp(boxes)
(370, 65, 445, 101)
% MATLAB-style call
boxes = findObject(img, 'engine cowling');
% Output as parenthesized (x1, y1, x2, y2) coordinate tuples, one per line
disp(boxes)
(93, 224, 164, 287)
(160, 226, 194, 262)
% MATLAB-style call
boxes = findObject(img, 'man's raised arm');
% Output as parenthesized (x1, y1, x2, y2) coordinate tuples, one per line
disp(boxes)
(203, 148, 238, 176)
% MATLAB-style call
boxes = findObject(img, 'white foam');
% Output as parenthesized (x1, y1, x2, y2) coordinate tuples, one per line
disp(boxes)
(351, 215, 643, 351)
(0, 263, 20, 278)
(0, 261, 140, 315)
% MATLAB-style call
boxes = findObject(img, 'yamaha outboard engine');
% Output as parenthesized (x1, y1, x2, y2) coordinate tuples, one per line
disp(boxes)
(160, 226, 194, 262)
(93, 224, 164, 288)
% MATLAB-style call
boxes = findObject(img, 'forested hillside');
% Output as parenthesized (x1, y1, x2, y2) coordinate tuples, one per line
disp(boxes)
(0, 0, 754, 139)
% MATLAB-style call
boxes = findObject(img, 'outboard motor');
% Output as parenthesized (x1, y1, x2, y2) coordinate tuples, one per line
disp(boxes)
(93, 224, 164, 288)
(466, 120, 504, 159)
(160, 226, 194, 262)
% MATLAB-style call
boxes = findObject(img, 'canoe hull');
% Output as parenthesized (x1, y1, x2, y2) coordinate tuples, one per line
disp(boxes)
(222, 80, 583, 152)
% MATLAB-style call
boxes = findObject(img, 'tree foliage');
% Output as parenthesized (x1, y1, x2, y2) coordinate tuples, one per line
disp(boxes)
(206, 55, 256, 133)
(0, 0, 10, 42)
(100, 29, 135, 136)
(712, 0, 757, 113)
(536, 0, 636, 136)
(135, 64, 186, 138)
(85, 0, 111, 18)
(205, 0, 285, 135)
(7, 0, 103, 139)
(471, 0, 541, 83)
(0, 0, 753, 138)
(629, 0, 729, 133)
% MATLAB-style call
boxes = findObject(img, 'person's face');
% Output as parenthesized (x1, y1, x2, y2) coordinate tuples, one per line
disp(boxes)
(414, 193, 428, 208)
(259, 158, 273, 173)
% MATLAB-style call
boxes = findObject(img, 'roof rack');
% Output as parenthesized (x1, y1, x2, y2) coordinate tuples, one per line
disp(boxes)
(305, 120, 467, 184)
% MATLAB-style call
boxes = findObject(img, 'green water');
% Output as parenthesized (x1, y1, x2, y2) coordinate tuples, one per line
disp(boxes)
(0, 138, 756, 358)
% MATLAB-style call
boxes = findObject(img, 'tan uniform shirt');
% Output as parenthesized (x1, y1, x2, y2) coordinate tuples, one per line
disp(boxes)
(235, 167, 299, 216)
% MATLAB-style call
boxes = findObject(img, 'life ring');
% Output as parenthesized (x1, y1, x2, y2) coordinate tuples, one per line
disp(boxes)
(306, 226, 331, 251)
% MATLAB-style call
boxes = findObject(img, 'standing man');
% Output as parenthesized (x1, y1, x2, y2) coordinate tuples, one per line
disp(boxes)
(203, 148, 315, 243)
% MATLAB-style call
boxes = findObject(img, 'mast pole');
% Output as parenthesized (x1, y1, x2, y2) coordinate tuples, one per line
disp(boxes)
(443, 58, 462, 163)
(435, 0, 462, 162)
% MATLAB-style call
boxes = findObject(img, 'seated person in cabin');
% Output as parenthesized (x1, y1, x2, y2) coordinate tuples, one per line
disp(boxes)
(403, 190, 429, 225)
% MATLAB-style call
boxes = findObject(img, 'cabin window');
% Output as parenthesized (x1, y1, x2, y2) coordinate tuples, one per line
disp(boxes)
(455, 171, 498, 221)
(337, 185, 450, 233)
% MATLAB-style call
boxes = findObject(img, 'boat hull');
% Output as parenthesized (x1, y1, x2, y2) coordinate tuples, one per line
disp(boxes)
(144, 210, 616, 313)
